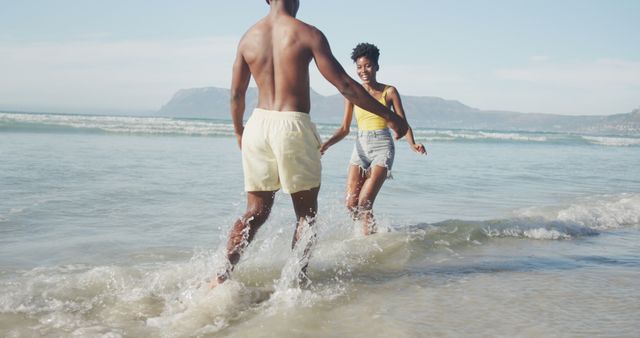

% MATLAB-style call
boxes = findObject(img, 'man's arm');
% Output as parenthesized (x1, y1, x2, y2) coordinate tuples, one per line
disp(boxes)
(230, 44, 252, 148)
(309, 28, 408, 139)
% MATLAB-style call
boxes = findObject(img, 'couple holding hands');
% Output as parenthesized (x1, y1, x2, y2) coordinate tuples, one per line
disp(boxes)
(211, 0, 425, 288)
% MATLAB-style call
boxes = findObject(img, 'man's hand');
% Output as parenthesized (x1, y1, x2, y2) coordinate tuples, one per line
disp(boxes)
(387, 114, 408, 140)
(319, 142, 330, 155)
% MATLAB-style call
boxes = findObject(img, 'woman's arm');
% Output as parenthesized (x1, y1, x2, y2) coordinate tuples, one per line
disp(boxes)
(320, 98, 354, 154)
(387, 86, 427, 155)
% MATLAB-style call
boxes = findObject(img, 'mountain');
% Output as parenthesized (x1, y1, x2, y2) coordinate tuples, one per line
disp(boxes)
(157, 87, 344, 122)
(157, 87, 640, 135)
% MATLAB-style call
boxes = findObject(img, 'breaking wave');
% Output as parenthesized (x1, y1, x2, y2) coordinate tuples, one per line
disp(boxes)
(2, 112, 638, 147)
(1, 193, 639, 336)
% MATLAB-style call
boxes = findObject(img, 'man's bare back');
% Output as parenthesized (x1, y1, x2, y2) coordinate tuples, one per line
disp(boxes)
(238, 13, 316, 113)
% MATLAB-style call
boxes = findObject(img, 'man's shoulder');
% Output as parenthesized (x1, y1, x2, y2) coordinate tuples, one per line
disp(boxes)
(244, 17, 269, 35)
(242, 16, 324, 46)
(238, 18, 270, 48)
(287, 17, 322, 38)
(303, 22, 324, 36)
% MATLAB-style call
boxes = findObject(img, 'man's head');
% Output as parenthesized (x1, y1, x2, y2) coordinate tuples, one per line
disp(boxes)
(266, 0, 300, 16)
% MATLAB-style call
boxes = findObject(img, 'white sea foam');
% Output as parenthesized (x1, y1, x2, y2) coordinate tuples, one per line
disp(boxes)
(0, 254, 264, 337)
(0, 112, 235, 136)
(556, 194, 640, 230)
(515, 193, 640, 231)
(470, 194, 640, 240)
(522, 228, 571, 240)
(477, 131, 549, 142)
(481, 225, 574, 240)
(582, 135, 640, 147)
(412, 129, 551, 143)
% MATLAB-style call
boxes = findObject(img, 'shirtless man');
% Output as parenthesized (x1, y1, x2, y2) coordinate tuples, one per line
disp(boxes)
(210, 0, 408, 287)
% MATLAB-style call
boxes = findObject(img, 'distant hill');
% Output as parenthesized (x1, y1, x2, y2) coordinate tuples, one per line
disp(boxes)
(157, 87, 640, 135)
(157, 87, 345, 122)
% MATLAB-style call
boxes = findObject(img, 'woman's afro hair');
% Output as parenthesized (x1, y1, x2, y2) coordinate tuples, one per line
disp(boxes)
(350, 42, 380, 65)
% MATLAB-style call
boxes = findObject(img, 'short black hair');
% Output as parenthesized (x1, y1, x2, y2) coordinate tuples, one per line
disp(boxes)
(351, 42, 380, 66)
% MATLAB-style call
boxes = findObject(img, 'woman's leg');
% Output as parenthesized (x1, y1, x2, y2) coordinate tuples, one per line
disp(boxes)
(345, 164, 367, 220)
(357, 165, 388, 235)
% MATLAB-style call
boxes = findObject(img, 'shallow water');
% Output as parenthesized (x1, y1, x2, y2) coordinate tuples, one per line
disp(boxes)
(1, 112, 639, 337)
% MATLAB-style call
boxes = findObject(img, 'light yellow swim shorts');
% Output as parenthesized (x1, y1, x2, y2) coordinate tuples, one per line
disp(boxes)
(241, 108, 322, 194)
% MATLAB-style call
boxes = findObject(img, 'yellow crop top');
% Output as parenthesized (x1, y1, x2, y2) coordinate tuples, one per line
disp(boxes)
(354, 86, 391, 131)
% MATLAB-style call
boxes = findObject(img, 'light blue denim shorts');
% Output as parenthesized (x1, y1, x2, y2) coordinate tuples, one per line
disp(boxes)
(350, 128, 395, 174)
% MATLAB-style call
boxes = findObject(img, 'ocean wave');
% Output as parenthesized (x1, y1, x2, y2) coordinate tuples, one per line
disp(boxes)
(409, 129, 640, 147)
(3, 112, 639, 147)
(1, 193, 638, 336)
(0, 112, 235, 137)
(581, 135, 640, 147)
(404, 193, 640, 244)
(0, 251, 344, 337)
(414, 129, 552, 143)
(532, 193, 640, 230)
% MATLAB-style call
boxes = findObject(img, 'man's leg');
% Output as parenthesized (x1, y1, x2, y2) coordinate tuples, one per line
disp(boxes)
(290, 187, 320, 283)
(357, 166, 387, 235)
(211, 191, 275, 287)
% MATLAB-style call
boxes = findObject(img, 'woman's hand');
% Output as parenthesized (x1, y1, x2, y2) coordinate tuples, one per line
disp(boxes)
(411, 143, 426, 155)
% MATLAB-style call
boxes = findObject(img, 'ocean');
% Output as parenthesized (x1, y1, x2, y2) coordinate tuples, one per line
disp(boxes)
(1, 111, 639, 337)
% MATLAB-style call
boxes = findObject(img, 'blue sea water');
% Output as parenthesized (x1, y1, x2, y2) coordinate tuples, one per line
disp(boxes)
(1, 112, 639, 337)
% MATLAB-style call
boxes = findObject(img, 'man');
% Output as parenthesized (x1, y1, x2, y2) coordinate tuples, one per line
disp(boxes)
(210, 0, 408, 287)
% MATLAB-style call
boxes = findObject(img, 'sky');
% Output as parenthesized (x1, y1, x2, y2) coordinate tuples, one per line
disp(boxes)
(1, 0, 639, 116)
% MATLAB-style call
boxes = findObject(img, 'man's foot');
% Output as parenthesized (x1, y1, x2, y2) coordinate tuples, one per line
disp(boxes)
(296, 263, 312, 288)
(297, 271, 311, 288)
(208, 272, 229, 289)
(363, 223, 377, 235)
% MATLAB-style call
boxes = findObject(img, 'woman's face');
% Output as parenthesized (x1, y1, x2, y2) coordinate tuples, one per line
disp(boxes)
(355, 56, 377, 84)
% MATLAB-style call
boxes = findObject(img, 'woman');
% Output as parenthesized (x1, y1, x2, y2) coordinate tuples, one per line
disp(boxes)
(320, 42, 426, 235)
